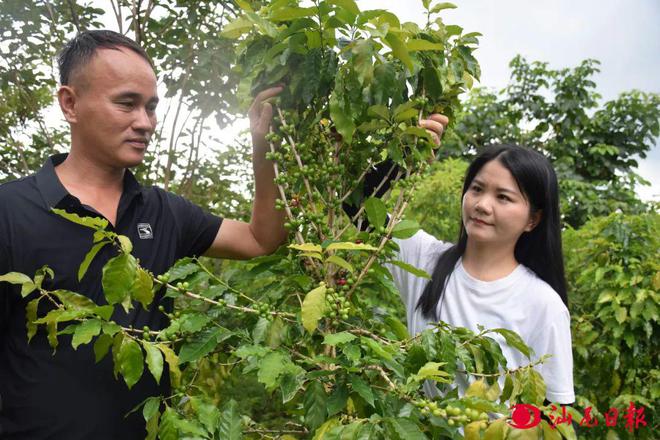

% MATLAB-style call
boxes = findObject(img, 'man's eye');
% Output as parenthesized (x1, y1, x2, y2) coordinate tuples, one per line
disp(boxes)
(118, 101, 134, 108)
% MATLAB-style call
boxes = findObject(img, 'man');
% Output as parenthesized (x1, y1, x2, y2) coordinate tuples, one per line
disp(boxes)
(0, 30, 286, 439)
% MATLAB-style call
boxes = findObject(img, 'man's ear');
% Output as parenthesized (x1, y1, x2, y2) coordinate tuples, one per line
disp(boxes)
(57, 85, 78, 124)
(525, 210, 542, 232)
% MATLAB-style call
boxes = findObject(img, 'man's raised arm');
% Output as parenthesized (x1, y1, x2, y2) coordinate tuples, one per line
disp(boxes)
(204, 87, 287, 259)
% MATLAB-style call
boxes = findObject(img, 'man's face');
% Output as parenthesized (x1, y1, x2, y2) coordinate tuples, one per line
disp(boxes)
(67, 47, 158, 168)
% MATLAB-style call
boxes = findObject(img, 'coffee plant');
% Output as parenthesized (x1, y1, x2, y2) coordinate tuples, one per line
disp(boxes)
(1, 1, 582, 439)
(564, 212, 659, 439)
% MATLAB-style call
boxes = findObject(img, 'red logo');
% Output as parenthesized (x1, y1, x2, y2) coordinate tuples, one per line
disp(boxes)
(509, 404, 542, 429)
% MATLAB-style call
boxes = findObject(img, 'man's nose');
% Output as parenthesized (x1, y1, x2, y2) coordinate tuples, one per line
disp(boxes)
(133, 107, 155, 133)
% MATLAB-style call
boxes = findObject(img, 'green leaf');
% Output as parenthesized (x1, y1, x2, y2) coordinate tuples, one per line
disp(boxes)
(361, 336, 393, 361)
(0, 272, 35, 297)
(614, 306, 627, 323)
(327, 382, 349, 416)
(491, 328, 533, 358)
(143, 342, 164, 384)
(364, 197, 387, 229)
(413, 362, 452, 383)
(142, 396, 161, 421)
(118, 338, 144, 389)
(158, 406, 179, 440)
(394, 108, 418, 122)
(302, 284, 327, 333)
(33, 308, 87, 325)
(384, 316, 409, 340)
(465, 379, 489, 398)
(52, 208, 108, 230)
(384, 33, 413, 73)
(304, 381, 328, 432)
(0, 272, 32, 284)
(270, 6, 316, 21)
(403, 126, 433, 140)
(387, 260, 431, 279)
(179, 326, 233, 363)
(325, 255, 354, 273)
(218, 400, 242, 440)
(289, 243, 323, 253)
(323, 332, 357, 346)
(258, 351, 291, 391)
(391, 219, 421, 239)
(430, 2, 457, 14)
(350, 375, 375, 407)
(78, 241, 109, 281)
(483, 417, 506, 440)
(102, 253, 138, 307)
(329, 0, 360, 15)
(71, 319, 103, 349)
(47, 321, 58, 349)
(25, 297, 41, 342)
(117, 235, 133, 253)
(158, 343, 181, 388)
(407, 39, 445, 51)
(144, 398, 161, 440)
(325, 242, 378, 252)
(312, 418, 341, 440)
(386, 417, 426, 440)
(329, 89, 356, 144)
(220, 16, 254, 39)
(94, 333, 114, 363)
(131, 267, 154, 309)
(280, 371, 305, 403)
(52, 289, 97, 311)
(368, 104, 390, 120)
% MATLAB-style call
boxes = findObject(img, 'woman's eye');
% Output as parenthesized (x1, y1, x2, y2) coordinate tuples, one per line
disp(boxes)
(498, 194, 511, 201)
(470, 185, 482, 192)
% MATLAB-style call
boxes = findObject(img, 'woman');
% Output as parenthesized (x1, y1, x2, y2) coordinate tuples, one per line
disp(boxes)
(387, 144, 575, 404)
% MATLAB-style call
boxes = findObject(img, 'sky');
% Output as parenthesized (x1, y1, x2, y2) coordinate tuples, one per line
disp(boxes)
(356, 0, 660, 200)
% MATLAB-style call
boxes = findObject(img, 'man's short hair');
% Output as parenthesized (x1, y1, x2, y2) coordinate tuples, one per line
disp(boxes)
(57, 30, 153, 86)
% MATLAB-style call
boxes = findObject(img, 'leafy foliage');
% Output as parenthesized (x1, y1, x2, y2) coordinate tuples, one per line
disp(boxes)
(564, 212, 659, 439)
(405, 158, 468, 242)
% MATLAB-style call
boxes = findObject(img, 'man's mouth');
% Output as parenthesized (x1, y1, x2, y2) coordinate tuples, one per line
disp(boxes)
(127, 139, 149, 149)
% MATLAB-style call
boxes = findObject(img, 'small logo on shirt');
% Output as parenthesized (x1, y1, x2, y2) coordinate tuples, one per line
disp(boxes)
(137, 223, 153, 239)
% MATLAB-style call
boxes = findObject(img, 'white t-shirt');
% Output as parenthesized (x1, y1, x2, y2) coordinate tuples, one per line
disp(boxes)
(386, 230, 575, 404)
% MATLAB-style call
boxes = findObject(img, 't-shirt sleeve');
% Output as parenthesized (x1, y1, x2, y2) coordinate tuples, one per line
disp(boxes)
(165, 192, 223, 258)
(532, 303, 575, 404)
(387, 230, 448, 310)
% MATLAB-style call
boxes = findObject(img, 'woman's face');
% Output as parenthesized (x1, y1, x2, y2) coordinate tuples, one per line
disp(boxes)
(462, 159, 539, 247)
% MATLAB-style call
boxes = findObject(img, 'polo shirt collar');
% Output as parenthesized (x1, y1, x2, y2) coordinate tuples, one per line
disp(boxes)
(35, 153, 144, 209)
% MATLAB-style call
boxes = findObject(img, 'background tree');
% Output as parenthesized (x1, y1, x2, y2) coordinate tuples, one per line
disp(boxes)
(440, 56, 659, 228)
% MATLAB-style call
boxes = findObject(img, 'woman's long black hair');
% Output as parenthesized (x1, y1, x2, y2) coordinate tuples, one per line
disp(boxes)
(417, 144, 568, 320)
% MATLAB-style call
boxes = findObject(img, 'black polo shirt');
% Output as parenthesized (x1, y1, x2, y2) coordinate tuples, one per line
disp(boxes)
(0, 154, 222, 439)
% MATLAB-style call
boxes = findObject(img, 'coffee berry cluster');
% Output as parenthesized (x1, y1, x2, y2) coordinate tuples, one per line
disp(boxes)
(325, 287, 351, 320)
(414, 399, 489, 428)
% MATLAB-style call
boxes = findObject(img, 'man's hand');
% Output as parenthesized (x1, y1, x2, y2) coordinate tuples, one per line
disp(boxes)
(419, 114, 449, 147)
(248, 86, 284, 160)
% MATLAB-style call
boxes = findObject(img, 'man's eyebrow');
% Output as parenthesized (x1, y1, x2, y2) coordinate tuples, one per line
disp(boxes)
(113, 92, 159, 103)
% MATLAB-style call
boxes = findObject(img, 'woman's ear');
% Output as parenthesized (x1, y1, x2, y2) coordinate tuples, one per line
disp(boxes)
(525, 210, 542, 232)
(57, 86, 78, 124)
